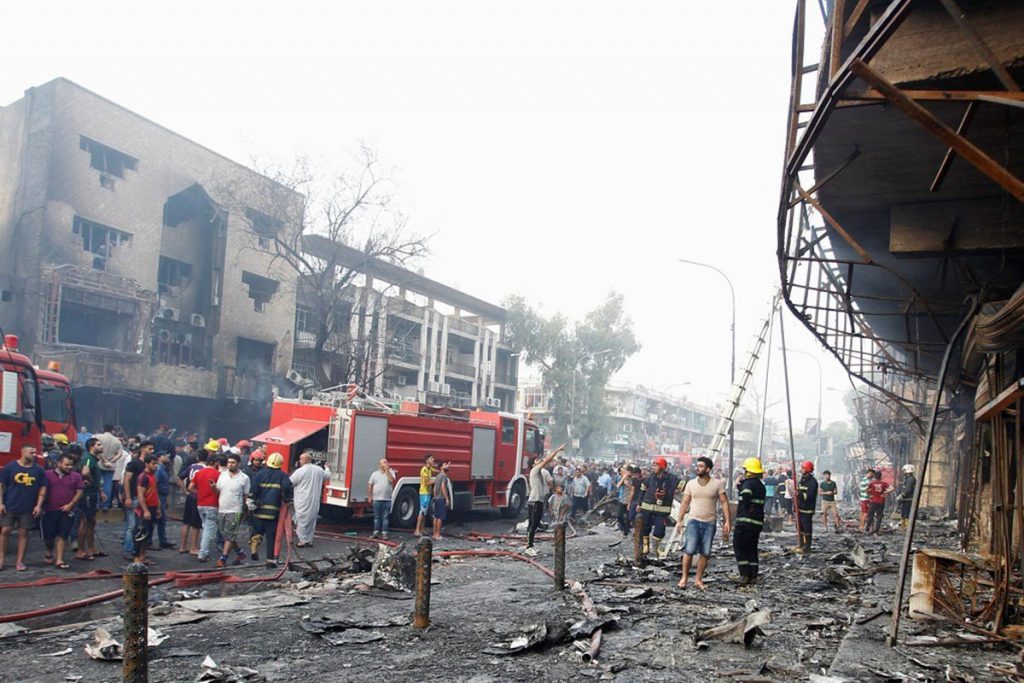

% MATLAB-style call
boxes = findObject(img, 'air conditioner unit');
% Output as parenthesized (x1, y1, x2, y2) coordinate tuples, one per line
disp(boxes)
(157, 329, 172, 343)
(286, 369, 304, 384)
(485, 397, 501, 409)
(190, 313, 206, 328)
(396, 375, 408, 386)
(441, 383, 451, 396)
(428, 381, 442, 393)
(160, 307, 180, 321)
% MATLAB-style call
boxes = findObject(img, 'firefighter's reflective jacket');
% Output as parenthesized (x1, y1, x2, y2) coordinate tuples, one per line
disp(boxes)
(735, 477, 766, 527)
(798, 473, 818, 515)
(639, 471, 680, 515)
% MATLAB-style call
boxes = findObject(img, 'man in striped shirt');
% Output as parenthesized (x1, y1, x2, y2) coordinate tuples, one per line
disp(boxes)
(858, 468, 874, 531)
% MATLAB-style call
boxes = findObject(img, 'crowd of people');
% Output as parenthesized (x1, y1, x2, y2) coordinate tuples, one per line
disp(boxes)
(520, 447, 918, 589)
(0, 425, 333, 572)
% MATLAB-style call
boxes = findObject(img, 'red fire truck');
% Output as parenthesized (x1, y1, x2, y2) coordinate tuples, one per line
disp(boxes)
(251, 394, 545, 527)
(0, 335, 77, 467)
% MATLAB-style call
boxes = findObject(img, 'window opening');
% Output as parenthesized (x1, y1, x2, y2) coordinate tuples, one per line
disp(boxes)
(242, 271, 279, 312)
(72, 216, 131, 271)
(79, 136, 138, 179)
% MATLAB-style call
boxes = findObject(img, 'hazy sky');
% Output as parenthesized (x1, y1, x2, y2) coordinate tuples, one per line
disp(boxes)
(2, 1, 855, 428)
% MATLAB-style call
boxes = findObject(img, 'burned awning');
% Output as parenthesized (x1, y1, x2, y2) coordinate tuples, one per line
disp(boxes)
(251, 418, 326, 446)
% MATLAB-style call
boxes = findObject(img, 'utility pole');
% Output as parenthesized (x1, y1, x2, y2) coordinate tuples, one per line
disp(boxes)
(678, 259, 735, 486)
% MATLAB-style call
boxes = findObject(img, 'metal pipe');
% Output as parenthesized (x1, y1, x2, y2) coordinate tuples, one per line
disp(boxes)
(778, 311, 803, 544)
(553, 522, 566, 590)
(122, 562, 149, 683)
(633, 514, 646, 567)
(582, 627, 602, 663)
(413, 537, 433, 629)
(887, 297, 979, 646)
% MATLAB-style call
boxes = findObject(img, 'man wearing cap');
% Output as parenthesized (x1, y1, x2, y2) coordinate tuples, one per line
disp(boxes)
(732, 458, 766, 586)
(638, 456, 680, 558)
(249, 452, 293, 566)
(797, 460, 819, 554)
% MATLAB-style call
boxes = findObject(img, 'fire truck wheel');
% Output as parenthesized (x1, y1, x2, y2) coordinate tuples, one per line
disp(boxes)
(500, 480, 526, 519)
(391, 486, 420, 528)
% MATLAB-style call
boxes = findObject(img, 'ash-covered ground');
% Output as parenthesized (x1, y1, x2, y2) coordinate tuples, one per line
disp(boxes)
(2, 506, 1021, 682)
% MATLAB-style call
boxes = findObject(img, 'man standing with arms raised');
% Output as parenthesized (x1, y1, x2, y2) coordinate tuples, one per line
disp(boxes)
(675, 456, 731, 590)
(524, 444, 565, 557)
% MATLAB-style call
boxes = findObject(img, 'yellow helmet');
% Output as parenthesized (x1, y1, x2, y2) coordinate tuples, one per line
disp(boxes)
(204, 439, 221, 452)
(267, 453, 284, 469)
(53, 433, 69, 445)
(742, 457, 764, 474)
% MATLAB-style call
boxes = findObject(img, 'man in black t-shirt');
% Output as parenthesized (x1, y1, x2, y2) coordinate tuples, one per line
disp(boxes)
(121, 441, 153, 558)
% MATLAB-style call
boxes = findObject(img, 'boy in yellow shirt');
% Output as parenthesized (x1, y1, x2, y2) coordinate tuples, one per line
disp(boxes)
(415, 454, 438, 536)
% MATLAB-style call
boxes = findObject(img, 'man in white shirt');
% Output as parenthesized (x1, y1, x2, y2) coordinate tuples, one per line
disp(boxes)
(95, 425, 123, 510)
(290, 451, 330, 547)
(367, 458, 396, 539)
(213, 452, 250, 568)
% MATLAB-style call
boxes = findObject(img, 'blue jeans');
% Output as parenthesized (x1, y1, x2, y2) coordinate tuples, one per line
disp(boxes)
(198, 506, 219, 559)
(683, 519, 717, 557)
(373, 500, 391, 535)
(100, 469, 114, 509)
(122, 505, 137, 553)
(157, 495, 169, 545)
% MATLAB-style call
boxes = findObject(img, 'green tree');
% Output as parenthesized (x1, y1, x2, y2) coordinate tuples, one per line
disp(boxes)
(504, 292, 640, 456)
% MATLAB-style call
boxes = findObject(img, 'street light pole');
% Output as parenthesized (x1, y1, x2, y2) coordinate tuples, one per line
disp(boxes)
(779, 347, 823, 465)
(678, 259, 736, 486)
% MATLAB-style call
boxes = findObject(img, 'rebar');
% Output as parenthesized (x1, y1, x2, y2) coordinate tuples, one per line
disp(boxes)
(413, 537, 432, 629)
(553, 522, 566, 590)
(123, 562, 148, 683)
(633, 515, 646, 567)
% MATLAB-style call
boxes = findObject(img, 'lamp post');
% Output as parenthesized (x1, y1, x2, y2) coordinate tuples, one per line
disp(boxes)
(569, 348, 612, 455)
(678, 259, 736, 487)
(779, 347, 823, 465)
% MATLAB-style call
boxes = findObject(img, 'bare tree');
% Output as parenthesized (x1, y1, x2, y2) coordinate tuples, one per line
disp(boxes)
(228, 146, 430, 388)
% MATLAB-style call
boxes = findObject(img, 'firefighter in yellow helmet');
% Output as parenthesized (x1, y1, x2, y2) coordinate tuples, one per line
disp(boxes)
(247, 452, 293, 567)
(731, 457, 766, 586)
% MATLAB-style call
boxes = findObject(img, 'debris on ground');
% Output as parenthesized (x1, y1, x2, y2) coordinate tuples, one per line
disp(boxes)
(177, 593, 309, 613)
(196, 656, 265, 682)
(84, 628, 122, 661)
(371, 542, 416, 591)
(694, 609, 772, 648)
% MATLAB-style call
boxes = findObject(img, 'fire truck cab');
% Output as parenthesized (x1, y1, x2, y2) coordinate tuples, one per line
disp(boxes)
(0, 335, 77, 468)
(252, 396, 544, 527)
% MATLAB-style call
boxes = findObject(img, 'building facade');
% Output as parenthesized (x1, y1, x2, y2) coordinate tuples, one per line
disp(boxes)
(0, 78, 516, 437)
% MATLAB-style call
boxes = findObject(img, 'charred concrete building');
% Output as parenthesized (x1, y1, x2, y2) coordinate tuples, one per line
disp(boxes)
(0, 78, 302, 435)
(0, 78, 518, 435)
(778, 0, 1024, 624)
(296, 235, 518, 412)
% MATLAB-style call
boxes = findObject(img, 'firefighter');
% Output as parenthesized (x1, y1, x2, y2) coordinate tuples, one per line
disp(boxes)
(248, 452, 294, 567)
(731, 458, 766, 586)
(638, 457, 680, 558)
(898, 464, 917, 529)
(797, 460, 818, 556)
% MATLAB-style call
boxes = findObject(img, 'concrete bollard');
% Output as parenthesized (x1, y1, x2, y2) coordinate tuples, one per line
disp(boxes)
(123, 562, 149, 683)
(633, 515, 646, 567)
(413, 537, 432, 629)
(553, 522, 566, 590)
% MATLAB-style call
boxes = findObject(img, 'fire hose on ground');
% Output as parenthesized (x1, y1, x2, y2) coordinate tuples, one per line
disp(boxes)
(1, 515, 603, 659)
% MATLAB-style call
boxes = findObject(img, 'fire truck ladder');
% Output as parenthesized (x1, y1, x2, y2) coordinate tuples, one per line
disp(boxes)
(665, 291, 781, 557)
(706, 291, 781, 469)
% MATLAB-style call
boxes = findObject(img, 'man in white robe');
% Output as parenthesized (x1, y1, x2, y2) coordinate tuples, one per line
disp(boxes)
(289, 451, 330, 547)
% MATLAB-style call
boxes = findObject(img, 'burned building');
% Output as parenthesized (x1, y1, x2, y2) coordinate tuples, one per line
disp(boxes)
(0, 78, 301, 436)
(777, 0, 1024, 631)
(295, 235, 518, 412)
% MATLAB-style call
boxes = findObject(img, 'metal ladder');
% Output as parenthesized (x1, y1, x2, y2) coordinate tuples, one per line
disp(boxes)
(707, 291, 782, 469)
(665, 292, 781, 556)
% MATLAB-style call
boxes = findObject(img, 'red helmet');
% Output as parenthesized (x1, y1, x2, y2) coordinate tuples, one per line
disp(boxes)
(235, 440, 251, 449)
(654, 457, 668, 469)
(801, 460, 814, 473)
(217, 437, 229, 446)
